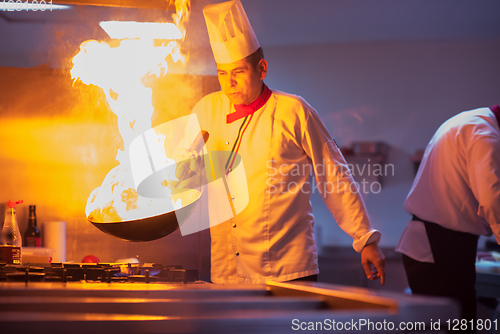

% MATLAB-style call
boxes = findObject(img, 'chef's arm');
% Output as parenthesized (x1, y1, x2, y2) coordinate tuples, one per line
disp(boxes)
(468, 133, 500, 243)
(300, 107, 385, 283)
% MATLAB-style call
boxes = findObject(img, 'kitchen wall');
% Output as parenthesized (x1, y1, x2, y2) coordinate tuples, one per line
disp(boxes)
(252, 38, 499, 294)
(172, 37, 500, 250)
(260, 38, 500, 249)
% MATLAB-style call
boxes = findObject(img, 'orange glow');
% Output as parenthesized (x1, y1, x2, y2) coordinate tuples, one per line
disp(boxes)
(71, 1, 191, 223)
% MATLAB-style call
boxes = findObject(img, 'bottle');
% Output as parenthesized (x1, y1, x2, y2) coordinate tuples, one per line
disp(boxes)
(24, 205, 41, 247)
(0, 200, 23, 264)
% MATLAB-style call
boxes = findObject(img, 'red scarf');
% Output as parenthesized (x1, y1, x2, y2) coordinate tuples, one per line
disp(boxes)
(226, 84, 272, 124)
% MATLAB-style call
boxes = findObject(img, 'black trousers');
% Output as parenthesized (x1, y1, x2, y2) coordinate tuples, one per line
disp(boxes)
(402, 217, 479, 327)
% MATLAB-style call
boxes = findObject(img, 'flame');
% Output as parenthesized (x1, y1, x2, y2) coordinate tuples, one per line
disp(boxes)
(171, 0, 191, 65)
(72, 1, 192, 223)
(99, 21, 183, 40)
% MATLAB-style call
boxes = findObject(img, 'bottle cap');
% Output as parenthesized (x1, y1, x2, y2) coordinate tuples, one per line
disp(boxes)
(7, 200, 23, 208)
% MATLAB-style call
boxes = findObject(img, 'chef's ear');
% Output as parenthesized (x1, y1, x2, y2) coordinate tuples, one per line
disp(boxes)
(258, 59, 268, 80)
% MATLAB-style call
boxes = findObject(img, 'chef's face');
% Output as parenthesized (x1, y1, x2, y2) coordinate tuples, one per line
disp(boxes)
(216, 57, 268, 106)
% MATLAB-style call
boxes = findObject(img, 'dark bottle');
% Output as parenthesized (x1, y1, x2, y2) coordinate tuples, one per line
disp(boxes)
(24, 205, 41, 247)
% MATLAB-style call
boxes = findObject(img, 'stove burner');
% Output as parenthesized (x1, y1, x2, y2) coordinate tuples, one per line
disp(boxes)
(0, 263, 198, 283)
(6, 272, 45, 282)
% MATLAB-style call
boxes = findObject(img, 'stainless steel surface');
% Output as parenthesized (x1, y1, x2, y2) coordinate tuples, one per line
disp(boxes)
(0, 280, 459, 333)
(0, 262, 199, 283)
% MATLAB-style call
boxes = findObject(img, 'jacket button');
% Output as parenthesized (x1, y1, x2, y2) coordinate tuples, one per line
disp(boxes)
(225, 141, 229, 145)
(235, 251, 239, 256)
(232, 223, 236, 228)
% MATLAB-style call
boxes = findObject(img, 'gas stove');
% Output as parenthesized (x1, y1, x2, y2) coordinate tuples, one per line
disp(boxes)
(0, 263, 198, 283)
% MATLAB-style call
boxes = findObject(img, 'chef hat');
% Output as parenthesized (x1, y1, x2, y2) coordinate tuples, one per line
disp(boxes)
(203, 0, 260, 64)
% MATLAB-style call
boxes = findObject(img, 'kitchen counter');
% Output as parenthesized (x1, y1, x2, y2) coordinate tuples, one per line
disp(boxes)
(0, 280, 459, 333)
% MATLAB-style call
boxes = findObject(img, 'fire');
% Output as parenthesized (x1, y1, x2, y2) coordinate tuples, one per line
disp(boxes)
(71, 1, 192, 223)
(98, 21, 183, 40)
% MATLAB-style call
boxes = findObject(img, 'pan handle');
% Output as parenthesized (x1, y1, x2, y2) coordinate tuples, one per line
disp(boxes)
(188, 130, 209, 152)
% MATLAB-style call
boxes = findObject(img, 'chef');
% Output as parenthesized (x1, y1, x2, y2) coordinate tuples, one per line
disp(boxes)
(396, 105, 500, 323)
(191, 0, 385, 284)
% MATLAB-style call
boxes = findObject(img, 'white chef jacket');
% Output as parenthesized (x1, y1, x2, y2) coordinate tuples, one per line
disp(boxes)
(396, 107, 500, 263)
(192, 89, 380, 283)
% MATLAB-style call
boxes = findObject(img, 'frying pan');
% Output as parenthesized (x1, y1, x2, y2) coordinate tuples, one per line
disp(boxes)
(88, 131, 209, 242)
(88, 191, 200, 242)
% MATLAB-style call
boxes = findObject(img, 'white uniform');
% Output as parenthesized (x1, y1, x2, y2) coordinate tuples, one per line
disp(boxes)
(396, 107, 500, 262)
(193, 89, 380, 283)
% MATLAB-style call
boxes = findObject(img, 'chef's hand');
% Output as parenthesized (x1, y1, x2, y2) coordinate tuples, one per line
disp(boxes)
(361, 243, 386, 285)
(174, 148, 202, 181)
